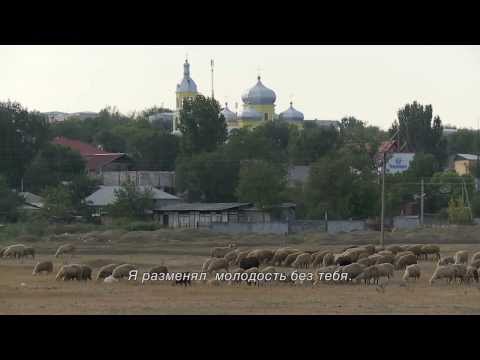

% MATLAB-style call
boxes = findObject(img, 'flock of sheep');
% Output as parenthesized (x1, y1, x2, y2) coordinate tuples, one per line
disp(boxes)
(2, 240, 480, 287)
(202, 243, 480, 286)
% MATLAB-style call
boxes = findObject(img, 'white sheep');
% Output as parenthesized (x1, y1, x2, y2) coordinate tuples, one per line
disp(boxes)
(376, 263, 395, 280)
(292, 253, 312, 269)
(430, 265, 455, 285)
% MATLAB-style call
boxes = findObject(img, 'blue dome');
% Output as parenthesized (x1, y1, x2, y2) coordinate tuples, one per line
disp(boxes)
(220, 103, 237, 123)
(176, 59, 198, 93)
(279, 102, 304, 122)
(239, 107, 262, 121)
(241, 76, 276, 105)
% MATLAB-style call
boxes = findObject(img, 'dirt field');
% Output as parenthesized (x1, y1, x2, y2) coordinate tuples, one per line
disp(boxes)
(2, 233, 480, 315)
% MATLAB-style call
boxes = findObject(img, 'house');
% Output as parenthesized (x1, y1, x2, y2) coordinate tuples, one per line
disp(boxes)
(85, 185, 180, 216)
(153, 202, 296, 229)
(453, 154, 480, 176)
(101, 170, 175, 191)
(52, 136, 134, 177)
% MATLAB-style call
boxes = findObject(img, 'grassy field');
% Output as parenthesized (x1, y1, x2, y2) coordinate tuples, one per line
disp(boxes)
(2, 226, 480, 315)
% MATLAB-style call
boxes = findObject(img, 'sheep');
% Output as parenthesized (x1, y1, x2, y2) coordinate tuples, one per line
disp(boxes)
(149, 265, 169, 275)
(451, 264, 467, 283)
(228, 268, 244, 285)
(471, 251, 480, 263)
(224, 249, 240, 265)
(56, 264, 82, 281)
(376, 250, 393, 257)
(340, 263, 365, 282)
(55, 244, 75, 258)
(211, 243, 236, 258)
(370, 253, 395, 265)
(3, 244, 26, 260)
(248, 249, 274, 265)
(358, 257, 377, 267)
(354, 266, 380, 285)
(363, 245, 376, 255)
(311, 250, 330, 268)
(282, 252, 302, 267)
(23, 246, 35, 259)
(394, 254, 417, 270)
(201, 258, 214, 273)
(430, 265, 456, 285)
(334, 253, 354, 266)
(78, 265, 92, 281)
(386, 245, 403, 254)
(402, 264, 420, 281)
(206, 258, 229, 274)
(104, 275, 119, 283)
(271, 248, 299, 266)
(405, 244, 424, 259)
(469, 259, 480, 269)
(395, 251, 415, 259)
(420, 244, 441, 261)
(465, 266, 479, 284)
(292, 253, 312, 269)
(322, 252, 335, 267)
(438, 256, 455, 266)
(257, 266, 277, 286)
(234, 250, 251, 265)
(173, 272, 192, 287)
(96, 263, 119, 280)
(0, 246, 7, 257)
(112, 264, 137, 280)
(313, 265, 339, 285)
(454, 250, 469, 265)
(239, 256, 259, 270)
(243, 267, 259, 286)
(375, 263, 395, 280)
(32, 260, 53, 275)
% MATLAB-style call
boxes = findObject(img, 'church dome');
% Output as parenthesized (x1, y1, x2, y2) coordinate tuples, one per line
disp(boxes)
(220, 103, 237, 123)
(241, 76, 276, 105)
(176, 59, 198, 93)
(279, 102, 304, 122)
(239, 106, 262, 121)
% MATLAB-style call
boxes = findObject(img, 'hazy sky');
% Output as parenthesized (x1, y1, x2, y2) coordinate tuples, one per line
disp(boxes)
(1, 45, 480, 130)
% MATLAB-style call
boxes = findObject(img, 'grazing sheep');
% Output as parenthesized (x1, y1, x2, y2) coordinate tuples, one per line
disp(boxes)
(112, 264, 137, 279)
(395, 254, 417, 270)
(354, 266, 380, 285)
(370, 253, 395, 265)
(104, 275, 119, 283)
(313, 265, 339, 285)
(402, 264, 421, 281)
(243, 267, 259, 286)
(335, 253, 354, 266)
(149, 265, 169, 275)
(386, 245, 403, 254)
(451, 264, 467, 282)
(271, 248, 299, 266)
(235, 250, 251, 265)
(376, 263, 395, 280)
(55, 244, 75, 258)
(23, 246, 35, 259)
(471, 251, 480, 263)
(292, 253, 312, 269)
(248, 249, 274, 265)
(438, 256, 455, 266)
(454, 250, 469, 265)
(340, 263, 365, 282)
(311, 250, 330, 268)
(32, 260, 53, 275)
(395, 251, 416, 259)
(420, 244, 441, 261)
(406, 244, 424, 258)
(376, 250, 393, 257)
(282, 252, 302, 267)
(239, 256, 259, 270)
(465, 266, 479, 284)
(207, 258, 229, 274)
(256, 266, 277, 286)
(430, 265, 456, 285)
(96, 263, 119, 280)
(228, 268, 245, 285)
(322, 252, 335, 267)
(3, 244, 26, 260)
(0, 246, 7, 257)
(55, 264, 82, 281)
(469, 259, 480, 269)
(211, 243, 236, 258)
(358, 257, 377, 267)
(363, 245, 376, 255)
(224, 249, 240, 265)
(78, 265, 92, 281)
(201, 258, 214, 273)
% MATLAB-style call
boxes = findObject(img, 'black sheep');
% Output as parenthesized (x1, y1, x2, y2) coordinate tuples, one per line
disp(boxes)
(239, 257, 259, 270)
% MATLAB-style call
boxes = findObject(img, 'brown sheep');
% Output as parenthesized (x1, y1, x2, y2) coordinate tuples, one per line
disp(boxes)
(78, 265, 92, 281)
(358, 257, 377, 267)
(224, 249, 240, 265)
(211, 243, 236, 258)
(55, 244, 75, 258)
(465, 266, 479, 284)
(375, 263, 395, 280)
(322, 252, 335, 267)
(430, 265, 455, 284)
(402, 264, 421, 281)
(56, 264, 82, 281)
(292, 253, 312, 269)
(370, 253, 395, 265)
(149, 265, 169, 275)
(406, 244, 424, 258)
(311, 250, 330, 268)
(451, 264, 467, 282)
(112, 264, 137, 279)
(96, 263, 119, 280)
(354, 266, 380, 285)
(271, 248, 299, 266)
(420, 244, 440, 261)
(234, 250, 251, 265)
(32, 261, 53, 275)
(438, 256, 455, 266)
(282, 252, 302, 267)
(23, 246, 35, 259)
(248, 249, 274, 265)
(3, 244, 26, 260)
(340, 263, 365, 282)
(454, 250, 469, 265)
(395, 254, 417, 270)
(385, 245, 403, 254)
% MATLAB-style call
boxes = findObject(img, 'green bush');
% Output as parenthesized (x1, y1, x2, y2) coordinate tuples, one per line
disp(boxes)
(448, 198, 473, 225)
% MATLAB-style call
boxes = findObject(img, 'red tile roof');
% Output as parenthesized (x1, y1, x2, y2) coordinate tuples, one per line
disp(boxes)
(51, 136, 128, 172)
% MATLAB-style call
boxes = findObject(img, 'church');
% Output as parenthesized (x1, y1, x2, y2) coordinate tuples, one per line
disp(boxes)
(153, 59, 337, 133)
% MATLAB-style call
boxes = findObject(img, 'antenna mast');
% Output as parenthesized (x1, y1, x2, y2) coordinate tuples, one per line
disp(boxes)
(211, 59, 214, 99)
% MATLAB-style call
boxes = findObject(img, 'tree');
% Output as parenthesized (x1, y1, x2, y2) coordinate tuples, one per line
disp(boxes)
(446, 129, 480, 155)
(0, 101, 50, 189)
(40, 185, 75, 222)
(447, 198, 472, 225)
(236, 160, 287, 209)
(406, 153, 439, 179)
(178, 95, 227, 154)
(107, 180, 154, 219)
(23, 144, 86, 193)
(389, 101, 447, 166)
(176, 150, 240, 202)
(0, 176, 23, 222)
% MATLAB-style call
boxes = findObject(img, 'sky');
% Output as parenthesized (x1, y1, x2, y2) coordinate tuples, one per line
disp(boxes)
(1, 45, 480, 130)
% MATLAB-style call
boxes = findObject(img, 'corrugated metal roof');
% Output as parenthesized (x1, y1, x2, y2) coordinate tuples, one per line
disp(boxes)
(456, 154, 480, 161)
(85, 186, 179, 207)
(155, 202, 252, 212)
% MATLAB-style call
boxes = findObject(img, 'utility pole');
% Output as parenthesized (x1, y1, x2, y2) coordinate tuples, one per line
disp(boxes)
(380, 151, 386, 248)
(420, 178, 424, 226)
(210, 59, 214, 99)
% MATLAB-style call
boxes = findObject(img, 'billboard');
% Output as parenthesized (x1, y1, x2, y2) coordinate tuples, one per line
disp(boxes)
(385, 153, 415, 174)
